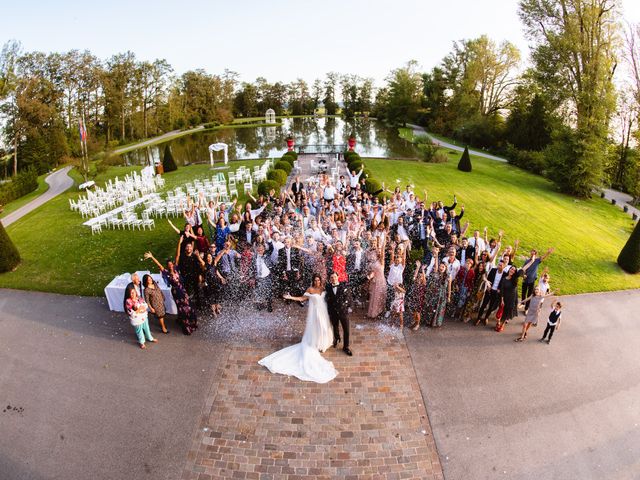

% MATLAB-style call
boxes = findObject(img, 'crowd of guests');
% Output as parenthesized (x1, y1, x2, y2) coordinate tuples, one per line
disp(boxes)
(122, 169, 561, 349)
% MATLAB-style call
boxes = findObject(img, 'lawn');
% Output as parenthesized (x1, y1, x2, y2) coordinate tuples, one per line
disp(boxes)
(0, 172, 49, 219)
(365, 153, 640, 295)
(0, 160, 265, 296)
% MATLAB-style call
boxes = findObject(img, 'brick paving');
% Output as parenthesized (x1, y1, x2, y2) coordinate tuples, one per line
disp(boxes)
(181, 312, 443, 480)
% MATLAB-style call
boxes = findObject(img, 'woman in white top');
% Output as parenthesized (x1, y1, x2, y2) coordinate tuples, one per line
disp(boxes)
(385, 242, 406, 318)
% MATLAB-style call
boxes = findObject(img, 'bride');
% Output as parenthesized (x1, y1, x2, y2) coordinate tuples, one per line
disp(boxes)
(258, 274, 337, 383)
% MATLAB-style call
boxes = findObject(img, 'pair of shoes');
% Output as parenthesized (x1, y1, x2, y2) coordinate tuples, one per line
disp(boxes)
(539, 338, 546, 342)
(333, 338, 340, 348)
(343, 347, 353, 356)
(162, 329, 169, 334)
(546, 339, 551, 344)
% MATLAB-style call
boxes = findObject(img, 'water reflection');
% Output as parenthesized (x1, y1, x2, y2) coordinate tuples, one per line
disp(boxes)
(116, 117, 419, 166)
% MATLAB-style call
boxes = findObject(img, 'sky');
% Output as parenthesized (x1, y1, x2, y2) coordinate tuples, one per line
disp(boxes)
(2, 0, 640, 87)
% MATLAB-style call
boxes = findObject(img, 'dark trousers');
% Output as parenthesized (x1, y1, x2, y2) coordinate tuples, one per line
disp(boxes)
(348, 271, 366, 304)
(542, 324, 556, 341)
(478, 289, 501, 320)
(522, 281, 535, 311)
(255, 276, 273, 310)
(329, 309, 350, 348)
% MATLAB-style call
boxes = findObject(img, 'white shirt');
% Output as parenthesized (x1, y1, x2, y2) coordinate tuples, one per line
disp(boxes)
(347, 168, 363, 188)
(425, 257, 436, 276)
(270, 240, 283, 263)
(397, 225, 409, 241)
(285, 248, 292, 270)
(387, 263, 404, 286)
(256, 255, 270, 278)
(323, 186, 336, 200)
(443, 257, 461, 281)
(491, 269, 504, 290)
(469, 237, 486, 253)
(354, 250, 363, 271)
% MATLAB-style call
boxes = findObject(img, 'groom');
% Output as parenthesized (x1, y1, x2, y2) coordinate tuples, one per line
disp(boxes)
(326, 272, 352, 356)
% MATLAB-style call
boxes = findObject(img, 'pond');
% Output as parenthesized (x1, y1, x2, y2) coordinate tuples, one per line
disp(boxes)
(114, 117, 421, 166)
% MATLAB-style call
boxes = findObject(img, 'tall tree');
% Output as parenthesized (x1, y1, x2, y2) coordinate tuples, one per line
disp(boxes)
(519, 0, 619, 197)
(385, 60, 423, 126)
(0, 40, 22, 175)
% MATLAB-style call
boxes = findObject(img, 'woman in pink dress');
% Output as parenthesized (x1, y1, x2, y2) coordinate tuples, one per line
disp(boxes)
(366, 250, 387, 318)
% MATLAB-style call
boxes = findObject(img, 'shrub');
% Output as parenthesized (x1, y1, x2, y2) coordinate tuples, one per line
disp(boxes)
(0, 168, 38, 205)
(431, 152, 449, 163)
(258, 180, 279, 197)
(347, 160, 364, 172)
(344, 151, 360, 163)
(618, 220, 640, 273)
(458, 146, 472, 172)
(417, 142, 439, 162)
(163, 144, 177, 172)
(365, 178, 382, 196)
(274, 160, 292, 174)
(282, 151, 298, 161)
(362, 168, 373, 179)
(267, 169, 288, 186)
(281, 153, 295, 166)
(0, 221, 20, 272)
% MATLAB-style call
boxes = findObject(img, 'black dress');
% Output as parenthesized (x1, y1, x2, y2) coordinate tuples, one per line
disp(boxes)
(500, 269, 523, 321)
(204, 263, 221, 304)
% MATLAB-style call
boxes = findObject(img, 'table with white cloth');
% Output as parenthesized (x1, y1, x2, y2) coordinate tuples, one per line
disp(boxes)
(104, 270, 178, 315)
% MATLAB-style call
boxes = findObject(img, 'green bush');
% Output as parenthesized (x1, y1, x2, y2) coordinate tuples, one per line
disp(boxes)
(258, 180, 279, 197)
(347, 160, 363, 172)
(417, 142, 439, 162)
(362, 168, 372, 179)
(365, 178, 382, 195)
(458, 146, 472, 172)
(0, 221, 20, 272)
(274, 160, 292, 174)
(431, 152, 449, 163)
(282, 151, 298, 161)
(281, 154, 295, 166)
(163, 144, 178, 172)
(267, 169, 288, 186)
(344, 151, 360, 163)
(0, 168, 38, 205)
(618, 221, 640, 273)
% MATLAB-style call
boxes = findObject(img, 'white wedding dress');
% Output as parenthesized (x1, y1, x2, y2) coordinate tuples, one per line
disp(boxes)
(258, 292, 337, 383)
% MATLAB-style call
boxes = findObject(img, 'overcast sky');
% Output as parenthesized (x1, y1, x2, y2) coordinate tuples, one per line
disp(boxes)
(3, 0, 640, 86)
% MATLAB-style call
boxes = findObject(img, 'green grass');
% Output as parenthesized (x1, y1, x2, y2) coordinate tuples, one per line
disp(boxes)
(365, 153, 640, 295)
(0, 160, 265, 296)
(0, 172, 49, 219)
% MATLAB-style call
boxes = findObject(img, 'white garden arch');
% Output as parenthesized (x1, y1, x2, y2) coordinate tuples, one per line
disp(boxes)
(208, 143, 228, 166)
(265, 108, 275, 124)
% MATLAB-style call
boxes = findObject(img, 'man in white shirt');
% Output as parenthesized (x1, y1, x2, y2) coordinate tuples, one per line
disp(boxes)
(476, 259, 506, 324)
(442, 248, 461, 281)
(347, 166, 364, 188)
(323, 182, 337, 205)
(252, 243, 273, 312)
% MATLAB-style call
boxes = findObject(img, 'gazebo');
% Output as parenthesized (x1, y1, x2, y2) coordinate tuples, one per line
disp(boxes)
(208, 143, 229, 166)
(265, 108, 275, 124)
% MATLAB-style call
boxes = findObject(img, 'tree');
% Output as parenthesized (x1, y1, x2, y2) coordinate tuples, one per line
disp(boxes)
(162, 144, 177, 172)
(0, 40, 22, 176)
(519, 0, 619, 197)
(0, 221, 20, 272)
(458, 146, 472, 172)
(385, 60, 423, 125)
(617, 220, 640, 273)
(323, 72, 339, 115)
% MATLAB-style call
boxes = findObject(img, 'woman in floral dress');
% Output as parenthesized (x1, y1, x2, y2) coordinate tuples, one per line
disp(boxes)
(144, 251, 198, 335)
(424, 262, 451, 328)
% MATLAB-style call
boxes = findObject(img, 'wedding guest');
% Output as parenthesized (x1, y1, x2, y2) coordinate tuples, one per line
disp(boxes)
(385, 243, 405, 318)
(144, 251, 198, 335)
(495, 258, 534, 332)
(251, 243, 274, 312)
(540, 302, 563, 344)
(202, 251, 224, 315)
(452, 258, 475, 321)
(408, 261, 427, 330)
(425, 262, 450, 328)
(516, 286, 555, 342)
(124, 272, 143, 307)
(366, 250, 387, 318)
(390, 283, 406, 328)
(521, 247, 554, 312)
(125, 288, 157, 349)
(142, 274, 168, 334)
(476, 259, 507, 325)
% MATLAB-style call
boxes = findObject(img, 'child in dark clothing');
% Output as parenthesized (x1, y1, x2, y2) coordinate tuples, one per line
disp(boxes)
(540, 301, 562, 344)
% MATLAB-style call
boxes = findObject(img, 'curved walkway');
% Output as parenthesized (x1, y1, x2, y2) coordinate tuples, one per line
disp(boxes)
(408, 123, 508, 163)
(1, 166, 74, 227)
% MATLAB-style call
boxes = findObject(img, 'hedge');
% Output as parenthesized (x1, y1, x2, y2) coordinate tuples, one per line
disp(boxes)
(282, 151, 298, 161)
(618, 220, 640, 273)
(267, 169, 288, 186)
(258, 180, 279, 197)
(347, 160, 364, 172)
(344, 151, 360, 162)
(274, 161, 292, 174)
(0, 221, 20, 272)
(0, 168, 38, 206)
(365, 178, 382, 196)
(281, 155, 295, 166)
(163, 144, 177, 172)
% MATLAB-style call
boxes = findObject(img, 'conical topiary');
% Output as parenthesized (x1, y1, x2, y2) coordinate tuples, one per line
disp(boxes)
(458, 146, 472, 172)
(162, 144, 177, 172)
(0, 222, 20, 272)
(617, 220, 640, 273)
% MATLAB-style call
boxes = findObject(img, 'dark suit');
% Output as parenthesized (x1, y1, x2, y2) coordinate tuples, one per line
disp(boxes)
(325, 282, 350, 348)
(291, 181, 304, 200)
(346, 250, 367, 303)
(277, 247, 302, 296)
(477, 267, 504, 321)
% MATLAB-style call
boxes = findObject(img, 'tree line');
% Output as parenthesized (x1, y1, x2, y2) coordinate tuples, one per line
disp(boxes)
(1, 0, 639, 200)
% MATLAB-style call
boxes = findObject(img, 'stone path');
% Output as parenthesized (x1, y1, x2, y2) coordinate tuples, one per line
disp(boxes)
(601, 188, 640, 220)
(1, 165, 73, 227)
(181, 314, 443, 480)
